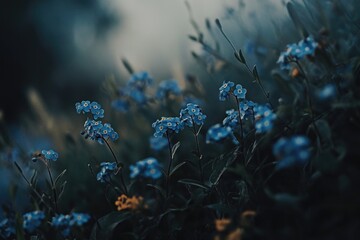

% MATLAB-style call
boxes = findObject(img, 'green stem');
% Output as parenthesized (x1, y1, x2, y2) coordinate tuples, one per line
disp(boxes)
(102, 137, 128, 195)
(46, 164, 58, 213)
(165, 132, 173, 199)
(235, 97, 245, 154)
(14, 162, 55, 213)
(295, 61, 321, 138)
(191, 118, 204, 183)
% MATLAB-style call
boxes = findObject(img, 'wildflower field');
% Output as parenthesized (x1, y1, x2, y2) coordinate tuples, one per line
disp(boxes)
(1, 0, 360, 239)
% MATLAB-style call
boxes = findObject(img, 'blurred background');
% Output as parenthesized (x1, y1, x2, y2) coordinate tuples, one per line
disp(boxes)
(0, 0, 313, 217)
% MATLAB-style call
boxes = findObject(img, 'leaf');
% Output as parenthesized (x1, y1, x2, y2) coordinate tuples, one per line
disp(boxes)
(58, 181, 67, 200)
(178, 179, 209, 190)
(171, 141, 181, 159)
(215, 18, 222, 30)
(169, 162, 186, 176)
(239, 49, 247, 64)
(146, 184, 166, 198)
(188, 35, 198, 42)
(205, 18, 211, 30)
(121, 58, 134, 74)
(90, 211, 132, 240)
(54, 169, 67, 186)
(252, 65, 259, 81)
(30, 170, 38, 186)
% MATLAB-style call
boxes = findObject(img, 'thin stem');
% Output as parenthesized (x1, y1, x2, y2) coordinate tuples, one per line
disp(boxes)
(46, 164, 58, 213)
(14, 162, 55, 213)
(165, 132, 173, 199)
(102, 137, 119, 164)
(191, 118, 204, 183)
(102, 137, 128, 194)
(295, 61, 321, 138)
(235, 97, 245, 154)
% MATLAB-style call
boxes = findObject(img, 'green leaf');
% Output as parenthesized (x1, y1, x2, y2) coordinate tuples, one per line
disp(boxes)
(215, 18, 222, 30)
(146, 184, 166, 198)
(252, 65, 259, 81)
(121, 58, 134, 74)
(171, 141, 181, 159)
(30, 170, 38, 186)
(188, 35, 198, 42)
(178, 179, 209, 190)
(90, 211, 132, 240)
(169, 162, 186, 177)
(54, 169, 67, 186)
(58, 181, 67, 200)
(239, 49, 247, 64)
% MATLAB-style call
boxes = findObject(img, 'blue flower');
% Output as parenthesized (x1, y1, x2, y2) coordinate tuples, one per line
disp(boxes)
(82, 120, 119, 144)
(317, 84, 337, 101)
(75, 101, 91, 114)
(179, 103, 207, 127)
(130, 157, 162, 180)
(127, 88, 147, 105)
(156, 79, 181, 100)
(223, 109, 242, 129)
(127, 71, 153, 89)
(112, 99, 130, 113)
(41, 149, 59, 161)
(233, 84, 247, 99)
(76, 100, 105, 119)
(69, 213, 90, 227)
(277, 36, 318, 71)
(152, 117, 184, 137)
(52, 214, 71, 237)
(206, 124, 239, 145)
(149, 136, 168, 151)
(0, 218, 15, 239)
(254, 105, 276, 134)
(219, 81, 235, 101)
(273, 135, 311, 170)
(23, 211, 45, 233)
(96, 162, 118, 183)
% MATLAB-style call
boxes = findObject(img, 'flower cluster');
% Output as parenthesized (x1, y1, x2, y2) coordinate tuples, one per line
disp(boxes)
(115, 194, 144, 211)
(273, 135, 311, 170)
(129, 157, 162, 179)
(82, 119, 119, 144)
(219, 81, 234, 101)
(277, 36, 318, 70)
(149, 136, 168, 151)
(52, 213, 90, 237)
(41, 149, 59, 161)
(0, 218, 15, 239)
(152, 117, 184, 137)
(254, 105, 276, 134)
(76, 100, 119, 144)
(222, 109, 241, 130)
(206, 124, 239, 145)
(23, 211, 45, 233)
(75, 101, 104, 120)
(96, 162, 118, 183)
(219, 81, 247, 101)
(156, 79, 181, 100)
(180, 103, 207, 127)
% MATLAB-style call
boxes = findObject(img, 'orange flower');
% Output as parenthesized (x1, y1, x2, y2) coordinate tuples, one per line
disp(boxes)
(291, 67, 300, 78)
(114, 194, 144, 211)
(215, 218, 231, 232)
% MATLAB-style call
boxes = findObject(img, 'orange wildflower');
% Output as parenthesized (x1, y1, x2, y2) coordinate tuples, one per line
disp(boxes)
(215, 218, 231, 232)
(114, 194, 144, 211)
